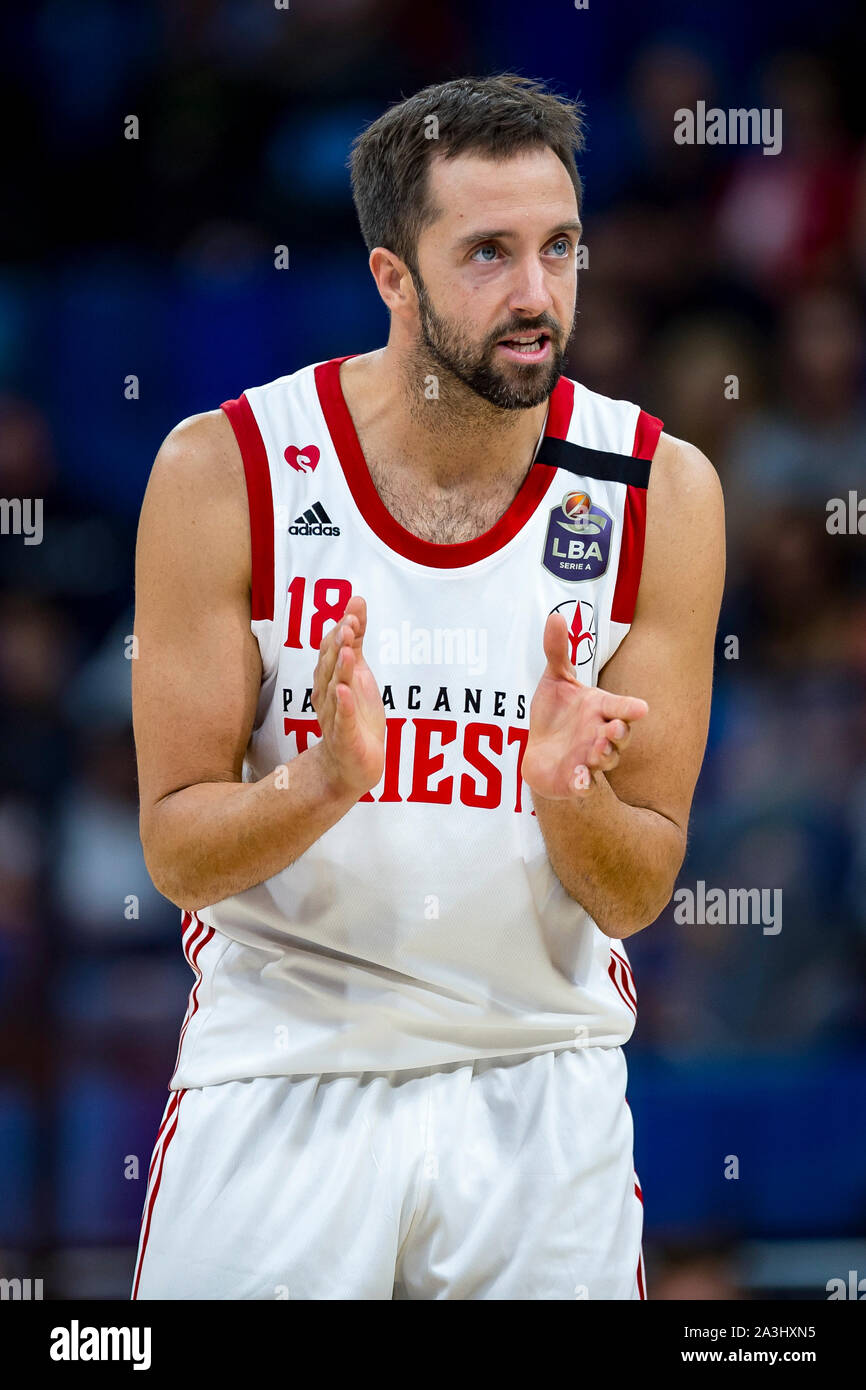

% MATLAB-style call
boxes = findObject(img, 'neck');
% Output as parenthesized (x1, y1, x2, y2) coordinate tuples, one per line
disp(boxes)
(343, 343, 550, 490)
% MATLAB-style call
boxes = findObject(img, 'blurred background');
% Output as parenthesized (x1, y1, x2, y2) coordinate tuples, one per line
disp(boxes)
(1, 0, 865, 1300)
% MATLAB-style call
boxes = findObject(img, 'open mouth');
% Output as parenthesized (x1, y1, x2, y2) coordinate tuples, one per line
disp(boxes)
(496, 331, 552, 363)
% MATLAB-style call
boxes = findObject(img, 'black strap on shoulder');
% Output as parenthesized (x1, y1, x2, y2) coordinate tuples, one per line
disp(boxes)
(535, 436, 652, 489)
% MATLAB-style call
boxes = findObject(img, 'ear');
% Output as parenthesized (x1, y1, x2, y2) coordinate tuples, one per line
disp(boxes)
(369, 247, 417, 319)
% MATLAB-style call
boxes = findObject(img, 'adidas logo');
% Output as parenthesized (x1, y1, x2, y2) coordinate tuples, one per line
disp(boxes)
(288, 501, 340, 537)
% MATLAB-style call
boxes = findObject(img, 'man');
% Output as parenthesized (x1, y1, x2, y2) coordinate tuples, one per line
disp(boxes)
(131, 73, 724, 1300)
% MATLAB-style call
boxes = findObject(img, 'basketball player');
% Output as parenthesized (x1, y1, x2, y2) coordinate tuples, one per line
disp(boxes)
(131, 74, 724, 1300)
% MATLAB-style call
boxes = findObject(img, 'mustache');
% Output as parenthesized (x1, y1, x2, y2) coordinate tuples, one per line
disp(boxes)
(488, 318, 561, 344)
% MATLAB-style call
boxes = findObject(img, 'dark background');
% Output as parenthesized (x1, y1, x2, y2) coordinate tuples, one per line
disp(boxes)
(1, 0, 865, 1299)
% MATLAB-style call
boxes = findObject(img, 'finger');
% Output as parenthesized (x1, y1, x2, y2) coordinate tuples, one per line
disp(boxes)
(326, 643, 356, 716)
(542, 612, 581, 682)
(313, 619, 358, 707)
(332, 614, 360, 650)
(313, 641, 338, 712)
(345, 600, 372, 665)
(314, 620, 351, 694)
(599, 691, 648, 723)
(602, 718, 631, 751)
(342, 594, 367, 643)
(331, 679, 358, 745)
(322, 598, 364, 668)
(318, 642, 354, 732)
(333, 643, 356, 689)
(333, 680, 355, 725)
(586, 733, 620, 773)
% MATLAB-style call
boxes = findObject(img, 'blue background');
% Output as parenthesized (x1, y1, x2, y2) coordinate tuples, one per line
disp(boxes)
(1, 0, 865, 1297)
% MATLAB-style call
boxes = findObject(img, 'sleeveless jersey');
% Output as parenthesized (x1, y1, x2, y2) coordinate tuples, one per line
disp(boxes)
(169, 356, 663, 1086)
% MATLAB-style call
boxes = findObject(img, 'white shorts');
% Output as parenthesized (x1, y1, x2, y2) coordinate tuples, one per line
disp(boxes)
(132, 1044, 645, 1300)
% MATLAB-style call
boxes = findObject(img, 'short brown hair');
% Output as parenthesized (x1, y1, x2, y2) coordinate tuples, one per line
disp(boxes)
(348, 73, 586, 274)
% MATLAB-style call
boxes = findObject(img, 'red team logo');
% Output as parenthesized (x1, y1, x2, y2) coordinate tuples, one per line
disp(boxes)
(550, 598, 597, 667)
(285, 444, 320, 473)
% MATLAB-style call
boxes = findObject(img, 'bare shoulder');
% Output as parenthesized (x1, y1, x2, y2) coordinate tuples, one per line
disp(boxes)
(137, 408, 250, 589)
(649, 431, 724, 519)
(145, 408, 246, 509)
(639, 431, 725, 606)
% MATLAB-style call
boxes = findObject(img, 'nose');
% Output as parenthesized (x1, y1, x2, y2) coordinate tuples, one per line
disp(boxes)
(506, 254, 555, 321)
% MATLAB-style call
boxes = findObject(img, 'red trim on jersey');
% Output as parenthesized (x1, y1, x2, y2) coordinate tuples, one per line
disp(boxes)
(632, 407, 663, 463)
(610, 946, 637, 1007)
(172, 915, 205, 1054)
(545, 372, 576, 440)
(132, 1089, 186, 1300)
(637, 1246, 646, 1299)
(170, 913, 215, 1087)
(610, 408, 663, 626)
(634, 1170, 646, 1298)
(166, 912, 196, 1086)
(608, 954, 637, 1016)
(221, 393, 275, 621)
(315, 357, 573, 569)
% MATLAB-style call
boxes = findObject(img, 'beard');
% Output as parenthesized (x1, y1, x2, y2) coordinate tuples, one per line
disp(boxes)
(413, 271, 573, 411)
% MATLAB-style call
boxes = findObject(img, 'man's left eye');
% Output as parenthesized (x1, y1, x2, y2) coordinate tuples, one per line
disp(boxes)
(548, 239, 571, 257)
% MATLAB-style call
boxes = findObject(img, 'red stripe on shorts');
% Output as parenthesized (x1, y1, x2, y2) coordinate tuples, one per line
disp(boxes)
(132, 1089, 186, 1300)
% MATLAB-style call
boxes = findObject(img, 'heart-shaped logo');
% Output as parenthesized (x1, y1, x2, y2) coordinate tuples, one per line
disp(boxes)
(285, 444, 320, 474)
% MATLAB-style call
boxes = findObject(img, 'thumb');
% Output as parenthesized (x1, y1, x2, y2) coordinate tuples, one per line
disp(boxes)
(542, 612, 582, 681)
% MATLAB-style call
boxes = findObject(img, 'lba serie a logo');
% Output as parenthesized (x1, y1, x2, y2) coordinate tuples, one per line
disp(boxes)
(542, 490, 613, 581)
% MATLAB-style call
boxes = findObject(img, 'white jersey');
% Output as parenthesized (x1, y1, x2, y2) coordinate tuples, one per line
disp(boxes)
(169, 356, 663, 1086)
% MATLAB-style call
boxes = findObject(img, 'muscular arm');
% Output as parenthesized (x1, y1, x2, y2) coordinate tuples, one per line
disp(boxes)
(528, 434, 725, 938)
(133, 412, 380, 911)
